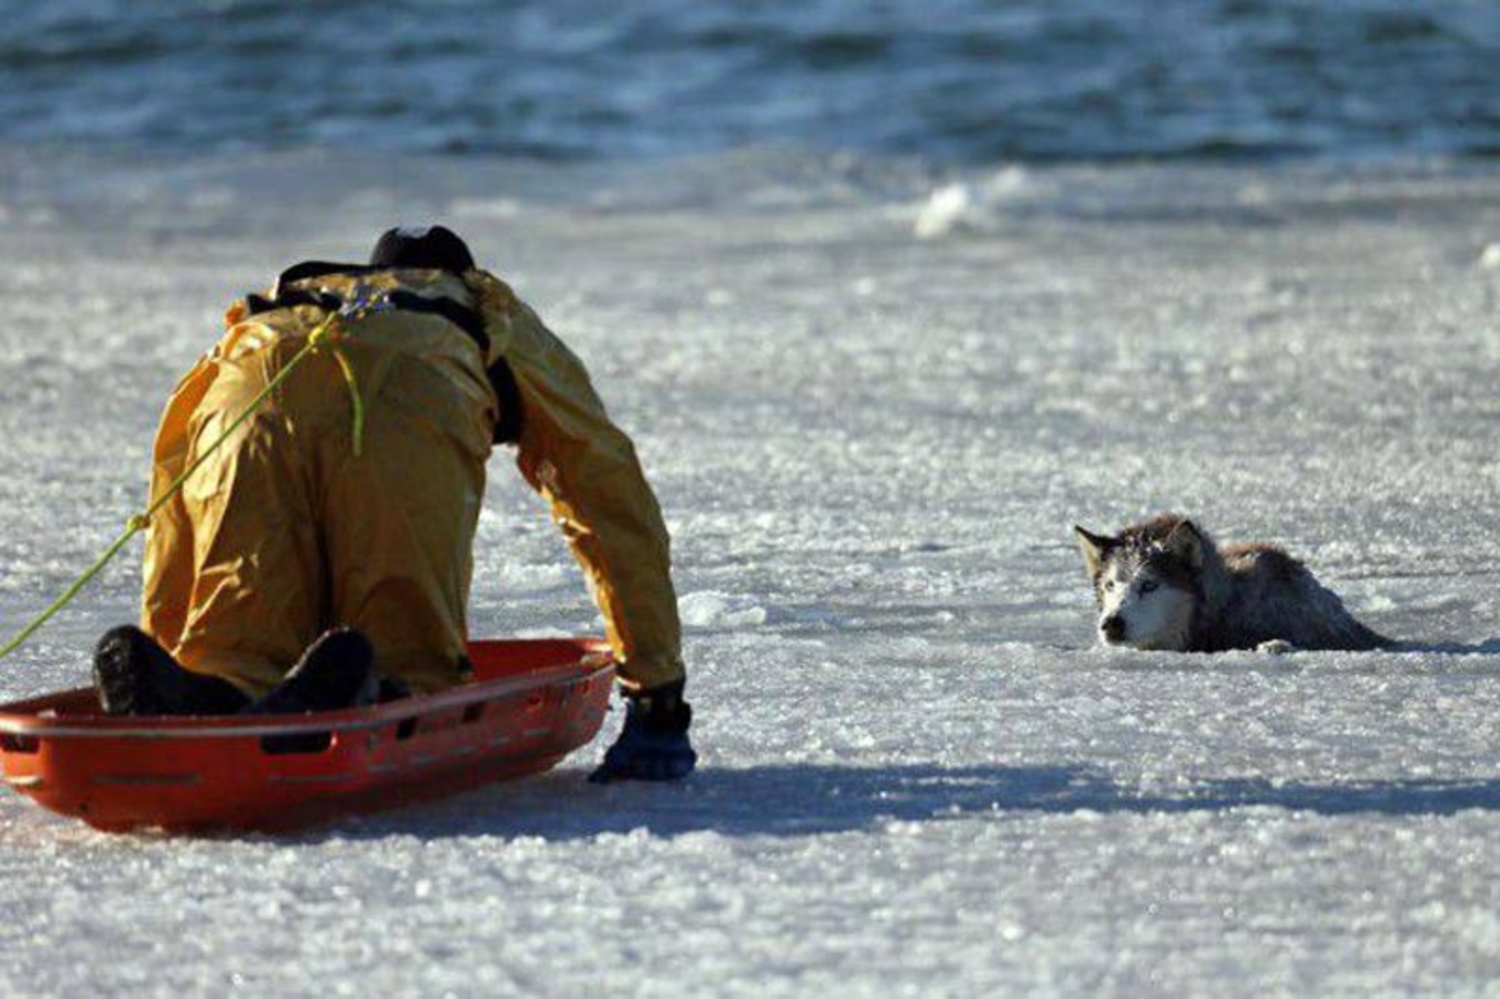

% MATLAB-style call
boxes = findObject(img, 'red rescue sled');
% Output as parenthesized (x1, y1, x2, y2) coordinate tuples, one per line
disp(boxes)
(0, 638, 615, 833)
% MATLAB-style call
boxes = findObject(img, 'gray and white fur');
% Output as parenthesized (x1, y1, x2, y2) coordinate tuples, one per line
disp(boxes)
(1073, 514, 1393, 652)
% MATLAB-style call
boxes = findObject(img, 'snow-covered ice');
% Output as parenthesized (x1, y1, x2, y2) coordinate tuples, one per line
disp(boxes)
(1, 149, 1500, 995)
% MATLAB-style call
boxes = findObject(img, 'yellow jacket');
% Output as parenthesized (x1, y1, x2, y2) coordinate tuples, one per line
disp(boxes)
(143, 265, 683, 695)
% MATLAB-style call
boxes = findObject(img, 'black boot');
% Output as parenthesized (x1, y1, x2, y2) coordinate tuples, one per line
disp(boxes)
(243, 628, 379, 715)
(376, 674, 412, 703)
(588, 681, 697, 783)
(92, 626, 250, 717)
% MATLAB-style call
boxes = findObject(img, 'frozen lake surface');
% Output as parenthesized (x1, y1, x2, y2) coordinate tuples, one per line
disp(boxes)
(1, 148, 1500, 994)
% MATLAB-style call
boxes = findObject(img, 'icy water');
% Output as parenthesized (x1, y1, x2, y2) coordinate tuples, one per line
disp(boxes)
(2, 0, 1498, 162)
(0, 146, 1499, 994)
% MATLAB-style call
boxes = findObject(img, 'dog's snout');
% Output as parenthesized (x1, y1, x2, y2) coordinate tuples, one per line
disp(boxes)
(1101, 615, 1126, 641)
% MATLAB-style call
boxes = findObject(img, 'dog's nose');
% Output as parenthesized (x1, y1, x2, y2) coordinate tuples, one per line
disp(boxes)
(1101, 615, 1126, 641)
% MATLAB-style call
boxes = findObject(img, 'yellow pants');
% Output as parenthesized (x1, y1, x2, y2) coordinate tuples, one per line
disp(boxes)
(141, 309, 497, 696)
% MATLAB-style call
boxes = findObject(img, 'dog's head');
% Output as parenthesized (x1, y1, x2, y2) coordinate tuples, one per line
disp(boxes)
(1074, 518, 1204, 651)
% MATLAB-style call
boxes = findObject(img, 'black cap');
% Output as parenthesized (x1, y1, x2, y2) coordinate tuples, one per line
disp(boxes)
(368, 225, 476, 274)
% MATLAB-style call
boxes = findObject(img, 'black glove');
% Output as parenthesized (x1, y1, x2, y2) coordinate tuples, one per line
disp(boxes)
(589, 681, 697, 783)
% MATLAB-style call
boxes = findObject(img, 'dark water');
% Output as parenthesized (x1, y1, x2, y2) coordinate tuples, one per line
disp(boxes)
(1, 0, 1497, 163)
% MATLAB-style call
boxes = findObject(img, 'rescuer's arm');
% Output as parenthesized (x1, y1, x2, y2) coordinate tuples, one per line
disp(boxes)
(466, 271, 695, 782)
(504, 307, 685, 694)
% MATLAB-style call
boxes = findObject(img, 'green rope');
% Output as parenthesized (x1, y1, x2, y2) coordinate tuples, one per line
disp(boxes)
(328, 346, 365, 456)
(0, 524, 146, 659)
(0, 308, 367, 659)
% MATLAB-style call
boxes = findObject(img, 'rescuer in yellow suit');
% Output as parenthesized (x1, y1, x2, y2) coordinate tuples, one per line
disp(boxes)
(92, 227, 694, 782)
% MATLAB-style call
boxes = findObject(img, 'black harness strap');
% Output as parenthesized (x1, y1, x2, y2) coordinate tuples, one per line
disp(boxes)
(486, 355, 522, 445)
(385, 291, 489, 354)
(273, 260, 384, 290)
(245, 288, 344, 315)
(241, 274, 523, 445)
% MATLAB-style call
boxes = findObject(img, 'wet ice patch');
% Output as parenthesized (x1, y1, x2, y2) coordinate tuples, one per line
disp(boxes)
(678, 591, 769, 629)
(911, 166, 1032, 239)
(987, 164, 1031, 198)
(914, 183, 974, 240)
(449, 197, 523, 220)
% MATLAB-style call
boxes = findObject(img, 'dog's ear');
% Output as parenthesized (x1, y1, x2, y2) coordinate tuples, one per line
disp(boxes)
(1074, 526, 1113, 578)
(1164, 519, 1204, 569)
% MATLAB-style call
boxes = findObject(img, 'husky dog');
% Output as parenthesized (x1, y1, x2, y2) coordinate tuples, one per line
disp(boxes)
(1073, 514, 1393, 652)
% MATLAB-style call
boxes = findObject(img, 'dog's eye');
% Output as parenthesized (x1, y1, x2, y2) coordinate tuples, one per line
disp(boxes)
(1103, 580, 1116, 591)
(1139, 580, 1158, 594)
